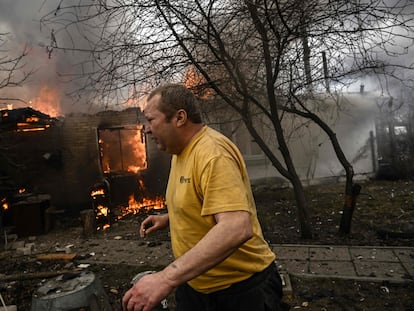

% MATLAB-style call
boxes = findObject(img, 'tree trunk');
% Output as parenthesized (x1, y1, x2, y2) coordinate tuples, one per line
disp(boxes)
(283, 104, 358, 237)
(291, 175, 313, 239)
(338, 183, 361, 235)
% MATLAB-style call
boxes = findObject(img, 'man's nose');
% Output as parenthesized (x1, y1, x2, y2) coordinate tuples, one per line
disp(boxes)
(143, 124, 151, 134)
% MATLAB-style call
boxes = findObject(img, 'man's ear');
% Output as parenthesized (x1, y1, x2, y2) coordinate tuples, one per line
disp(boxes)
(176, 109, 187, 126)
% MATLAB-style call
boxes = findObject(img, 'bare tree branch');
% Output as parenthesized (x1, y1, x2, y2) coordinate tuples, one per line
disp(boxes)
(39, 0, 414, 238)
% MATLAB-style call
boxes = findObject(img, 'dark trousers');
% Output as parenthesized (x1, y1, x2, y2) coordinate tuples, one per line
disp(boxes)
(175, 263, 290, 311)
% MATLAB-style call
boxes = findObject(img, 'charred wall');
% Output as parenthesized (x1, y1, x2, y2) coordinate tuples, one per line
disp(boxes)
(1, 124, 63, 192)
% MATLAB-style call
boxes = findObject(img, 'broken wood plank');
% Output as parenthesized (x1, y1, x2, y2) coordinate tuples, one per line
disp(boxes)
(80, 209, 96, 237)
(0, 306, 17, 311)
(36, 253, 77, 261)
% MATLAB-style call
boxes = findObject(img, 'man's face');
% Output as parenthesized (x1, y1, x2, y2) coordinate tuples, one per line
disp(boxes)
(144, 94, 177, 154)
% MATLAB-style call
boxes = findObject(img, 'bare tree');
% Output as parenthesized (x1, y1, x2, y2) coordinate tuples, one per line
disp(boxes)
(0, 32, 34, 201)
(0, 33, 33, 104)
(40, 0, 414, 238)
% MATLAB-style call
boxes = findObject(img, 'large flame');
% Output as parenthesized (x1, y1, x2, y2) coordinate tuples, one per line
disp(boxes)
(29, 86, 62, 117)
(91, 185, 166, 231)
(127, 129, 147, 173)
(99, 126, 147, 174)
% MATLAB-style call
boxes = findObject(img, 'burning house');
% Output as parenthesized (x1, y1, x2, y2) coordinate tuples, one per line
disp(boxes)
(0, 106, 170, 236)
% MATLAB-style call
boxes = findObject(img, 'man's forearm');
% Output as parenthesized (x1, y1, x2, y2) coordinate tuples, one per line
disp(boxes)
(161, 210, 253, 288)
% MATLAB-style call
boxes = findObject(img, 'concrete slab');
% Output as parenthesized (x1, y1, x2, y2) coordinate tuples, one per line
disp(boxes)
(309, 246, 351, 261)
(354, 261, 408, 280)
(276, 259, 308, 274)
(309, 261, 357, 277)
(273, 245, 309, 260)
(77, 239, 173, 267)
(350, 247, 399, 262)
(393, 248, 414, 263)
(401, 262, 414, 279)
(272, 245, 414, 282)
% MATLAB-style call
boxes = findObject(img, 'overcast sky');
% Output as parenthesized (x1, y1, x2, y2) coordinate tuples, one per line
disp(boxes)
(0, 0, 87, 115)
(1, 0, 413, 116)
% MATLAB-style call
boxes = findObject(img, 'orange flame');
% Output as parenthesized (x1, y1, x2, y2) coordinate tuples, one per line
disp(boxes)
(17, 125, 50, 132)
(102, 224, 110, 230)
(127, 128, 147, 173)
(120, 195, 165, 218)
(184, 65, 213, 99)
(25, 116, 40, 122)
(96, 204, 110, 231)
(99, 126, 146, 174)
(29, 86, 62, 117)
(96, 204, 109, 217)
(91, 189, 105, 197)
(91, 192, 165, 231)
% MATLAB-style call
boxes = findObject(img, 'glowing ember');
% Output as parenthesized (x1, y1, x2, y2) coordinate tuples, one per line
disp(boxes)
(96, 205, 109, 217)
(101, 224, 110, 230)
(1, 198, 9, 210)
(91, 189, 105, 197)
(17, 125, 50, 132)
(25, 116, 40, 122)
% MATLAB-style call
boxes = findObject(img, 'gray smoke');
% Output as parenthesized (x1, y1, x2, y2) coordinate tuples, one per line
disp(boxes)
(0, 0, 93, 115)
(1, 1, 413, 115)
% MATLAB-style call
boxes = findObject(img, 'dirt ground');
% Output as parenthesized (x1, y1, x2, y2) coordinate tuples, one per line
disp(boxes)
(1, 178, 414, 310)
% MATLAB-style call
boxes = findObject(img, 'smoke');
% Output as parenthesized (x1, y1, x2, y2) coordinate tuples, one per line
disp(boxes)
(344, 3, 414, 99)
(0, 0, 95, 115)
(2, 1, 413, 116)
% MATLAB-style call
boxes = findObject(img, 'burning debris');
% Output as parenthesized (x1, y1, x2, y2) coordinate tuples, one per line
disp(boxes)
(1, 196, 9, 211)
(0, 174, 43, 237)
(90, 122, 168, 232)
(125, 195, 165, 214)
(90, 178, 166, 232)
(1, 104, 170, 242)
(0, 107, 59, 237)
(0, 107, 58, 132)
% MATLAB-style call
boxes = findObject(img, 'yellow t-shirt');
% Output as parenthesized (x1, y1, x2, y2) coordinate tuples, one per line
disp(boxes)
(166, 126, 275, 294)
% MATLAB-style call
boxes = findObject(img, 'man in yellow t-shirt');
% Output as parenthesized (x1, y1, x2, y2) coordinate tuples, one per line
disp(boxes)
(122, 84, 289, 311)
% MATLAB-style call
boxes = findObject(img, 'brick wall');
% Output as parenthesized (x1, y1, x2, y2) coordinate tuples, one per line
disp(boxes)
(2, 108, 170, 212)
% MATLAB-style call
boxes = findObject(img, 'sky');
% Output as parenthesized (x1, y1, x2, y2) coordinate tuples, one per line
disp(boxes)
(0, 0, 89, 116)
(1, 0, 414, 117)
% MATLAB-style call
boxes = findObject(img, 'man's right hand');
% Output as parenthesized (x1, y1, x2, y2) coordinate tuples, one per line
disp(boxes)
(140, 214, 169, 238)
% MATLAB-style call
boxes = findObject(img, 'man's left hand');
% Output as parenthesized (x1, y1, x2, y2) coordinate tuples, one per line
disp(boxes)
(122, 272, 173, 311)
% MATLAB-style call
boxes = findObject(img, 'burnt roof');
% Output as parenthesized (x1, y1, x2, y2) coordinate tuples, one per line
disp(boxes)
(0, 107, 58, 131)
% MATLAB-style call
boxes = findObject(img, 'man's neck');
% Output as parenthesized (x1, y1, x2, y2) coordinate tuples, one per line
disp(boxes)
(178, 123, 204, 154)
